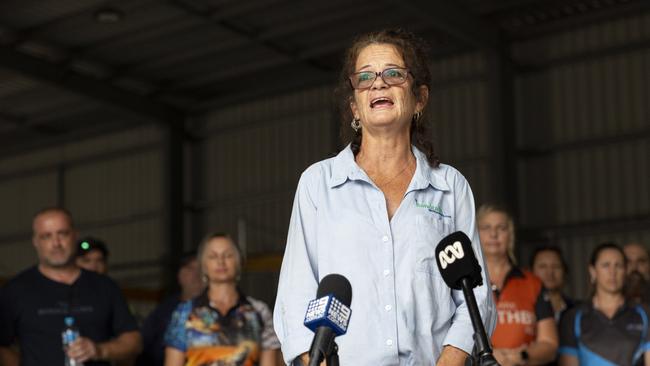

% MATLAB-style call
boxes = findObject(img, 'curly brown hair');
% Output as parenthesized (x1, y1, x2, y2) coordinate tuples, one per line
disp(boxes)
(334, 28, 439, 167)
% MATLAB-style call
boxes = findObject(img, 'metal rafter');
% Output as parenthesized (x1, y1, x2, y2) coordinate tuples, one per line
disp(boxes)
(71, 0, 291, 78)
(167, 0, 330, 74)
(132, 3, 380, 87)
(0, 108, 73, 136)
(168, 16, 442, 94)
(190, 32, 470, 110)
(257, 4, 378, 41)
(0, 117, 136, 157)
(396, 0, 502, 50)
(6, 1, 108, 47)
(193, 69, 334, 111)
(0, 42, 185, 125)
(506, 0, 650, 40)
(0, 110, 26, 127)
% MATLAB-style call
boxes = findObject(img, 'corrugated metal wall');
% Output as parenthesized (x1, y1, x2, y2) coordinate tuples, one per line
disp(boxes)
(515, 13, 650, 299)
(196, 86, 335, 303)
(0, 125, 165, 288)
(429, 52, 493, 204)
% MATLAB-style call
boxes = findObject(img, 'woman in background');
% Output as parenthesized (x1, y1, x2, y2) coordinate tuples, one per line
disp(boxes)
(531, 246, 574, 322)
(164, 233, 280, 366)
(559, 242, 650, 366)
(478, 204, 558, 366)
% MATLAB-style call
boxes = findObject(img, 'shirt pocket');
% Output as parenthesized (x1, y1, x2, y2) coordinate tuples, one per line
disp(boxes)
(414, 246, 441, 278)
(416, 213, 454, 237)
(414, 214, 454, 276)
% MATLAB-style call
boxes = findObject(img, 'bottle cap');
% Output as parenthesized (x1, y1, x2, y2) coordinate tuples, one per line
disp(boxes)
(64, 316, 74, 326)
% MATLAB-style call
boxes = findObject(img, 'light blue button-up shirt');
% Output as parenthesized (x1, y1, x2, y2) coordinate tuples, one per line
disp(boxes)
(274, 145, 496, 365)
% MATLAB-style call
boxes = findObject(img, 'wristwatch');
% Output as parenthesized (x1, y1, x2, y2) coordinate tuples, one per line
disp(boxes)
(520, 349, 530, 363)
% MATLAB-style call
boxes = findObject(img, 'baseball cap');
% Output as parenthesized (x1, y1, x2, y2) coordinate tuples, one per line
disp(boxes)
(76, 236, 109, 258)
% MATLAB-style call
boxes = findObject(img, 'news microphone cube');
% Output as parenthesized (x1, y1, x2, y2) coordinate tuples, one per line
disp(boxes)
(304, 294, 351, 336)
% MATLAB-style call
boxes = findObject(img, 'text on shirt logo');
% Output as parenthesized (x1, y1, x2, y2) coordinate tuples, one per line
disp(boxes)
(415, 200, 451, 218)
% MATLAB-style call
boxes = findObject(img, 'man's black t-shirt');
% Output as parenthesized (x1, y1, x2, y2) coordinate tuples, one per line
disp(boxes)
(0, 267, 138, 366)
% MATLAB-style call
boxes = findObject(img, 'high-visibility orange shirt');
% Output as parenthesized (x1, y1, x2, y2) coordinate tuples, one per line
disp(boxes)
(490, 267, 554, 349)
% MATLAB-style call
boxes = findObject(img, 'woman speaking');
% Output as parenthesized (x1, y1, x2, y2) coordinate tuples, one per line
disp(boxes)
(274, 29, 495, 366)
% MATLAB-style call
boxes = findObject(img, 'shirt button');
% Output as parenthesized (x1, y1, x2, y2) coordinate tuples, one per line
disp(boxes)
(382, 235, 389, 242)
(385, 305, 392, 311)
(383, 269, 390, 276)
(386, 339, 393, 346)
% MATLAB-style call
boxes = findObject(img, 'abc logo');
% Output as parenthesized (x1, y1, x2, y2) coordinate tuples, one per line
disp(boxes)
(438, 241, 465, 269)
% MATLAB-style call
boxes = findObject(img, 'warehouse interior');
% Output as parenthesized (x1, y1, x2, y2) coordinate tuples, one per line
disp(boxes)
(0, 0, 649, 313)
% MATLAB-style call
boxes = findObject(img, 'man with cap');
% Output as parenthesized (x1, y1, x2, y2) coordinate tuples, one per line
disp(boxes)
(76, 236, 109, 275)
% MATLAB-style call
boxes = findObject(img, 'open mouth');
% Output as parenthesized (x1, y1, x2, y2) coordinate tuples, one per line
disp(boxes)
(370, 97, 394, 108)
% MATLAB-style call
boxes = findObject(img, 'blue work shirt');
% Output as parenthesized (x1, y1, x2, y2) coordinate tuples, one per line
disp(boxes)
(274, 145, 496, 365)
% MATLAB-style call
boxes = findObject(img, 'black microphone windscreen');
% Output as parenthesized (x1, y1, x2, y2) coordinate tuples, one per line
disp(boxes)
(435, 231, 483, 290)
(316, 273, 352, 307)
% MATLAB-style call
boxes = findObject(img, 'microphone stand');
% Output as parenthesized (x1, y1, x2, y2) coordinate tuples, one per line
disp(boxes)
(325, 342, 340, 366)
(308, 328, 340, 366)
(460, 277, 500, 366)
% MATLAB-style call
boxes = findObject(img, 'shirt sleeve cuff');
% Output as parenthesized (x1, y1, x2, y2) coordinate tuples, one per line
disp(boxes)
(281, 333, 312, 365)
(442, 317, 475, 355)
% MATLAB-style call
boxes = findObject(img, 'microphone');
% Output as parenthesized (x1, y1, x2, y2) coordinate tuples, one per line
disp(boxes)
(303, 273, 352, 366)
(436, 231, 483, 290)
(435, 231, 499, 366)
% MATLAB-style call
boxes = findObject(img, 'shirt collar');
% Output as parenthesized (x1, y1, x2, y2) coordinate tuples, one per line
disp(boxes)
(328, 145, 360, 188)
(507, 266, 525, 279)
(194, 287, 250, 310)
(328, 144, 450, 192)
(588, 300, 637, 318)
(411, 147, 450, 192)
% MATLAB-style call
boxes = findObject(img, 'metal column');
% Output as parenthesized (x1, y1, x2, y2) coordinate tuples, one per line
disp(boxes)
(163, 124, 185, 290)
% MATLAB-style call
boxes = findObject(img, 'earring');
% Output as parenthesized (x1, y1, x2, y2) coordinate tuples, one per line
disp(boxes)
(413, 111, 422, 123)
(351, 118, 361, 132)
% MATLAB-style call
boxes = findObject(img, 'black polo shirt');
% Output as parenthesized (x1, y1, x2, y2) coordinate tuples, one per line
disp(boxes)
(559, 301, 650, 365)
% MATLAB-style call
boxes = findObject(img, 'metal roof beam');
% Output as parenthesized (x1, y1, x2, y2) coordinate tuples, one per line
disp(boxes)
(168, 0, 330, 73)
(169, 21, 442, 94)
(190, 40, 472, 110)
(0, 111, 26, 127)
(397, 0, 502, 50)
(0, 45, 185, 125)
(508, 1, 650, 41)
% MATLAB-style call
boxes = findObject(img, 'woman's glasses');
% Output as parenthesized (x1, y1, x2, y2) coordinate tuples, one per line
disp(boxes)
(349, 67, 410, 89)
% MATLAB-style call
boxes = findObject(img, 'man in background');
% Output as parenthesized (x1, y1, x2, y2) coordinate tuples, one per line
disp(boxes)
(0, 207, 141, 366)
(623, 242, 650, 304)
(137, 252, 203, 366)
(76, 236, 109, 275)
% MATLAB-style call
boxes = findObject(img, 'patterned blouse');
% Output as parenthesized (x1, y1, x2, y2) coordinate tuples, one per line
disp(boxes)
(165, 290, 280, 366)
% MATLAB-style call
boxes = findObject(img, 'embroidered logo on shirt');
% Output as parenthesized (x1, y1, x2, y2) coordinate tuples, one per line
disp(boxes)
(626, 323, 644, 332)
(415, 200, 451, 218)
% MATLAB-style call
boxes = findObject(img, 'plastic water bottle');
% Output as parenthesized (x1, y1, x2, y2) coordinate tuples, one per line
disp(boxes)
(61, 316, 85, 366)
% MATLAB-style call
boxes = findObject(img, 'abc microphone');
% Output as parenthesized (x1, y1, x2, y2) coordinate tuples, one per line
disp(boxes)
(303, 273, 352, 366)
(435, 231, 499, 366)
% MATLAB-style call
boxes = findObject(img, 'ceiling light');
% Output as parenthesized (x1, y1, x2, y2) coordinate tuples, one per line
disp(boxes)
(94, 7, 124, 24)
